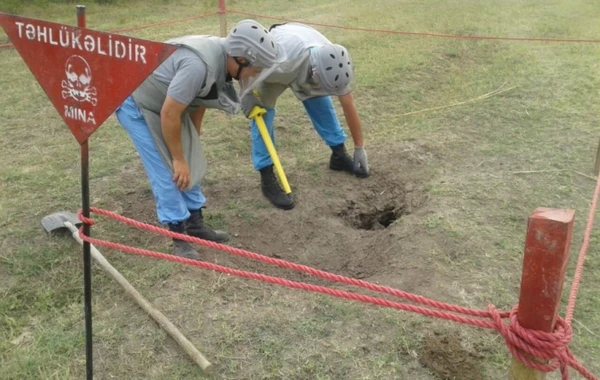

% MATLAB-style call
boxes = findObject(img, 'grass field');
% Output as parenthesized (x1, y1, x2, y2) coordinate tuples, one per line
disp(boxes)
(1, 0, 599, 379)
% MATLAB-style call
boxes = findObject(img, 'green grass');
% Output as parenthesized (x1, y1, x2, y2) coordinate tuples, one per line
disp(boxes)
(1, 0, 600, 379)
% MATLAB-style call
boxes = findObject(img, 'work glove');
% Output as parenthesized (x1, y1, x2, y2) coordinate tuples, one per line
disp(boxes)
(241, 91, 263, 119)
(353, 146, 369, 178)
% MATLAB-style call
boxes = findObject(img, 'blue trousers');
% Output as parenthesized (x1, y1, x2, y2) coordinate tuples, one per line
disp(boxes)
(115, 96, 205, 225)
(250, 95, 347, 171)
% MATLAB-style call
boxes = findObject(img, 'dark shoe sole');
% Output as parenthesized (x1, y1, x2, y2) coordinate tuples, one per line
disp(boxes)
(329, 163, 370, 178)
(266, 198, 296, 210)
(329, 157, 354, 174)
(272, 199, 296, 210)
(174, 252, 202, 260)
(189, 233, 230, 244)
(212, 234, 231, 243)
(329, 165, 354, 173)
(172, 243, 201, 260)
(262, 190, 296, 210)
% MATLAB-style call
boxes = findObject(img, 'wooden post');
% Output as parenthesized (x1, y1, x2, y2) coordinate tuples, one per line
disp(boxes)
(218, 0, 227, 37)
(594, 137, 600, 176)
(509, 208, 574, 380)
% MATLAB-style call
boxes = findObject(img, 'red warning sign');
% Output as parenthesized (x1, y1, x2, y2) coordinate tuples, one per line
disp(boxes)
(0, 13, 177, 144)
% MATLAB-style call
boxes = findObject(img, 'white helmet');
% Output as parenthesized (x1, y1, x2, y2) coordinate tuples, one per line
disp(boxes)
(309, 43, 353, 95)
(225, 19, 286, 68)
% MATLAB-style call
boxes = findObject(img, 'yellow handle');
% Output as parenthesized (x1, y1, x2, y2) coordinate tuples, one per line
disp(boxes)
(249, 105, 292, 194)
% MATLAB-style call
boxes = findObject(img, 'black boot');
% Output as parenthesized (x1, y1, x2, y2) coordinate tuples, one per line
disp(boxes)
(329, 143, 355, 174)
(185, 209, 230, 243)
(259, 165, 295, 210)
(167, 223, 201, 260)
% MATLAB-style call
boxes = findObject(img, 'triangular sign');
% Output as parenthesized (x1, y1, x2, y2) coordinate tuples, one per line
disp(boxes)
(0, 12, 177, 144)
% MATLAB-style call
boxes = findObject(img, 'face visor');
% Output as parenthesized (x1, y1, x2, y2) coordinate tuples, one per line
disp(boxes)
(238, 43, 287, 98)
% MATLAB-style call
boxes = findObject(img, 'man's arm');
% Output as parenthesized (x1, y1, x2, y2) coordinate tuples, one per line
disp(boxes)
(161, 53, 207, 190)
(190, 107, 206, 135)
(338, 92, 369, 177)
(338, 92, 363, 147)
(161, 96, 189, 190)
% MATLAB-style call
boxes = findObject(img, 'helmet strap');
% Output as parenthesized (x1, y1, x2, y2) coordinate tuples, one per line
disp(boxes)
(233, 57, 250, 80)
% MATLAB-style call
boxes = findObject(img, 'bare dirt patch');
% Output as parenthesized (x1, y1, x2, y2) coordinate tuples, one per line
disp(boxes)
(419, 330, 485, 380)
(197, 139, 434, 283)
(88, 138, 488, 378)
(338, 186, 406, 231)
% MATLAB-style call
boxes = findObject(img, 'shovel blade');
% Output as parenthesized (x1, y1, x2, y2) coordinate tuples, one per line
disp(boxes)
(41, 212, 82, 233)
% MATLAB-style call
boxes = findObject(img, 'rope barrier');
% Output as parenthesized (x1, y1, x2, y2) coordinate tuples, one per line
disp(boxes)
(491, 308, 597, 379)
(227, 9, 600, 44)
(110, 12, 218, 34)
(81, 208, 506, 319)
(565, 174, 600, 325)
(3, 8, 600, 50)
(76, 223, 500, 329)
(77, 207, 598, 379)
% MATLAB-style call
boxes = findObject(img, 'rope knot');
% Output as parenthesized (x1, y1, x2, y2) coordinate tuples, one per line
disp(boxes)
(77, 209, 95, 226)
(489, 305, 574, 374)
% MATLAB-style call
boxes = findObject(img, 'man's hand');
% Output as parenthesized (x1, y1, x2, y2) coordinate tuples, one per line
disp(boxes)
(172, 158, 191, 190)
(241, 91, 263, 118)
(353, 147, 369, 178)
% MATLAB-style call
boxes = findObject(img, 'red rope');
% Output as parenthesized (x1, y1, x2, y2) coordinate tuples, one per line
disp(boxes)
(491, 308, 597, 379)
(5, 9, 600, 50)
(82, 208, 507, 319)
(77, 223, 499, 329)
(110, 12, 218, 34)
(228, 9, 600, 44)
(77, 208, 597, 379)
(565, 174, 600, 324)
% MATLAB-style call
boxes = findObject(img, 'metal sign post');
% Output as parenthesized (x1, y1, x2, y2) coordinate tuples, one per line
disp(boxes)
(76, 7, 94, 378)
(0, 7, 177, 378)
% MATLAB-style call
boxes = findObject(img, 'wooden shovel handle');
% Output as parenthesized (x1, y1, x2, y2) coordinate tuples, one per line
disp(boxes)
(64, 222, 212, 372)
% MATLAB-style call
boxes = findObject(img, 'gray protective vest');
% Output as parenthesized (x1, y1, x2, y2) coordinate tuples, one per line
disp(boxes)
(257, 49, 330, 107)
(131, 36, 240, 190)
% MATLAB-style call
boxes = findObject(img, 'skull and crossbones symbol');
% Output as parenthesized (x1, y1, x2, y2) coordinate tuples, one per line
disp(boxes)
(61, 55, 97, 106)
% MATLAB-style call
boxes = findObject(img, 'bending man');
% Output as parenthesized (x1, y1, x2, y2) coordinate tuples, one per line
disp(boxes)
(242, 22, 369, 210)
(116, 20, 286, 259)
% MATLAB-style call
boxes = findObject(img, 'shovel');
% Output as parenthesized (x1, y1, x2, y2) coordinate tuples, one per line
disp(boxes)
(41, 211, 212, 372)
(248, 105, 292, 194)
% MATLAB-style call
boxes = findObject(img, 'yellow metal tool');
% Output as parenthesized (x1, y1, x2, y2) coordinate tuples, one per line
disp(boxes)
(248, 105, 292, 194)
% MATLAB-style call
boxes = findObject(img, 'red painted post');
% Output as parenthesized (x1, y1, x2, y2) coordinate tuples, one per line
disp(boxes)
(509, 207, 575, 379)
(218, 0, 227, 37)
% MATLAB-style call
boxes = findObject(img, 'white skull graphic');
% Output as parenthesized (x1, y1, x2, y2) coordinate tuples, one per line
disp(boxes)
(61, 55, 97, 106)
